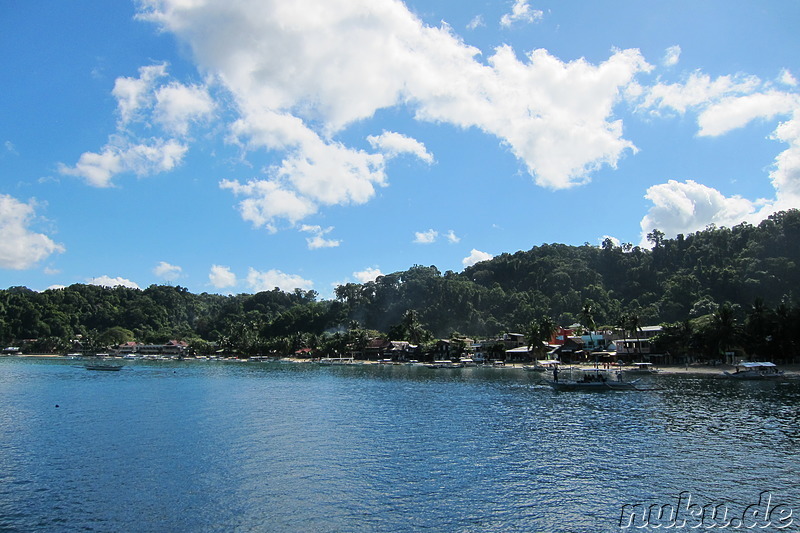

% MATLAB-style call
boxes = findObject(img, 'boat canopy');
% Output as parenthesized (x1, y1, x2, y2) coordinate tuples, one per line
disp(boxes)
(739, 362, 776, 368)
(536, 360, 561, 366)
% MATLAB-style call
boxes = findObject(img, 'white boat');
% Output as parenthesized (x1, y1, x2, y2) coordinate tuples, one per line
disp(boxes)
(425, 360, 464, 369)
(319, 357, 355, 365)
(524, 360, 561, 372)
(547, 368, 638, 391)
(722, 362, 785, 380)
(623, 362, 660, 375)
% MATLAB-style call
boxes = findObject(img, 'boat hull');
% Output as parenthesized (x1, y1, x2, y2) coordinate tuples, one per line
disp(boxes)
(548, 380, 637, 391)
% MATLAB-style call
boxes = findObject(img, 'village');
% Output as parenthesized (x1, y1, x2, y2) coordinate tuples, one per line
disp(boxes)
(2, 325, 667, 366)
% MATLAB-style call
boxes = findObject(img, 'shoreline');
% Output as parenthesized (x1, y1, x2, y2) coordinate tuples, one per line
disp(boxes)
(6, 354, 799, 376)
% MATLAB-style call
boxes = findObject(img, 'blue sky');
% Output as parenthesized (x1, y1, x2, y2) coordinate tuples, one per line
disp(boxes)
(2, 0, 799, 298)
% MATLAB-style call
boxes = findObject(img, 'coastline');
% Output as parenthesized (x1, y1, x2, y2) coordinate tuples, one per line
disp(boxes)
(6, 353, 799, 376)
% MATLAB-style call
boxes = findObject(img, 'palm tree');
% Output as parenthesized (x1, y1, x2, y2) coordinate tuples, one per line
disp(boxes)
(579, 302, 597, 366)
(711, 303, 739, 363)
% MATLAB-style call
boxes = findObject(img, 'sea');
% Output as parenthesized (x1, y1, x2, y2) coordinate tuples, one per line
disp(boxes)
(1, 357, 798, 532)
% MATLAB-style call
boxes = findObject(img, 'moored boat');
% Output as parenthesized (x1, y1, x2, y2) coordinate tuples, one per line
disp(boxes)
(547, 368, 638, 391)
(84, 364, 123, 371)
(722, 362, 784, 380)
(623, 362, 660, 375)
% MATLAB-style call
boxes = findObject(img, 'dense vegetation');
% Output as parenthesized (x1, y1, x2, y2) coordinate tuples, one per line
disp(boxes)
(2, 210, 800, 362)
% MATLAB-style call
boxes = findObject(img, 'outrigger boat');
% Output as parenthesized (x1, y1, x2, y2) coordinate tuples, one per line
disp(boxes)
(623, 362, 660, 375)
(523, 360, 561, 372)
(722, 362, 784, 380)
(547, 367, 639, 391)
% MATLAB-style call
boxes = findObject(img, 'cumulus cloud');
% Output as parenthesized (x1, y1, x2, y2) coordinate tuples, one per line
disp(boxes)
(445, 230, 460, 243)
(0, 194, 65, 270)
(112, 63, 168, 125)
(640, 72, 760, 115)
(367, 131, 434, 163)
(500, 0, 543, 27)
(59, 138, 188, 187)
(780, 69, 797, 87)
(134, 0, 651, 229)
(61, 62, 209, 186)
(154, 82, 216, 135)
(246, 267, 313, 292)
(220, 178, 317, 232)
(354, 267, 383, 283)
(209, 265, 237, 289)
(697, 91, 799, 137)
(153, 261, 182, 281)
(637, 68, 800, 241)
(462, 249, 493, 267)
(768, 110, 800, 209)
(413, 229, 438, 244)
(88, 275, 141, 289)
(300, 224, 341, 249)
(638, 180, 760, 247)
(662, 45, 681, 67)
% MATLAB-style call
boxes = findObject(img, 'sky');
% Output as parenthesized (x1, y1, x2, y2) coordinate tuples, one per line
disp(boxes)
(2, 0, 799, 298)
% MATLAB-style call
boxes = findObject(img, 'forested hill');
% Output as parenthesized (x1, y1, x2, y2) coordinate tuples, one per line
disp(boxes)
(2, 210, 799, 353)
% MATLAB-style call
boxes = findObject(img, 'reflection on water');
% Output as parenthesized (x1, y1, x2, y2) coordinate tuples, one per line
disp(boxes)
(0, 358, 798, 532)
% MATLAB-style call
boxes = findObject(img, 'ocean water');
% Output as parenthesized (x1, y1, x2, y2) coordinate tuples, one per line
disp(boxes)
(0, 358, 798, 532)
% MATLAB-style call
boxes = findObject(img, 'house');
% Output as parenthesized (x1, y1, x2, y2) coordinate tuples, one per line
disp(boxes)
(550, 327, 575, 346)
(548, 337, 585, 363)
(363, 338, 393, 360)
(614, 326, 663, 360)
(502, 333, 526, 349)
(505, 345, 533, 362)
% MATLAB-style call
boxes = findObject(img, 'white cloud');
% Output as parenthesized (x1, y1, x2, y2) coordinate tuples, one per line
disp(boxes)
(662, 45, 681, 67)
(638, 180, 760, 247)
(209, 265, 237, 289)
(445, 230, 460, 243)
(466, 15, 484, 30)
(600, 235, 621, 248)
(220, 178, 318, 232)
(367, 131, 434, 163)
(0, 194, 65, 270)
(500, 0, 543, 27)
(768, 110, 800, 209)
(354, 267, 383, 283)
(58, 149, 122, 188)
(780, 69, 797, 87)
(136, 0, 652, 223)
(88, 275, 141, 289)
(4, 141, 18, 156)
(246, 267, 313, 292)
(697, 91, 799, 137)
(462, 249, 493, 267)
(413, 229, 438, 244)
(154, 82, 215, 135)
(300, 224, 341, 249)
(59, 138, 188, 187)
(112, 63, 168, 125)
(640, 72, 760, 115)
(153, 261, 182, 281)
(62, 62, 205, 187)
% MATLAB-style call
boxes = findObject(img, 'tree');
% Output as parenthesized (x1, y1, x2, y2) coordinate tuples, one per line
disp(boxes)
(579, 302, 597, 362)
(526, 315, 557, 360)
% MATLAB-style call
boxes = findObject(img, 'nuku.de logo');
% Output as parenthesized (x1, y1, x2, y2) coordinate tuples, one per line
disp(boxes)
(619, 491, 794, 529)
